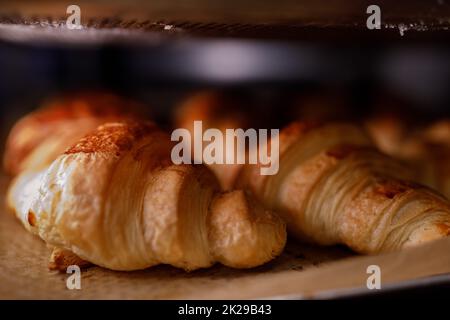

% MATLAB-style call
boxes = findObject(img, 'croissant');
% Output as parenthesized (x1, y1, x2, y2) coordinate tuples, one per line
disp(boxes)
(7, 120, 286, 271)
(3, 92, 144, 176)
(424, 120, 450, 146)
(3, 93, 148, 268)
(365, 113, 414, 158)
(174, 91, 258, 190)
(173, 93, 450, 253)
(366, 115, 450, 198)
(235, 122, 450, 253)
(416, 120, 450, 197)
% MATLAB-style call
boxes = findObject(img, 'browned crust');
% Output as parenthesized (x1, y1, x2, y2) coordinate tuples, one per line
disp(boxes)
(3, 92, 146, 176)
(326, 144, 361, 160)
(175, 91, 253, 130)
(65, 121, 157, 155)
(30, 92, 145, 123)
(277, 121, 324, 154)
(436, 223, 450, 236)
(373, 179, 412, 199)
(27, 210, 36, 227)
(281, 120, 323, 138)
(48, 248, 91, 272)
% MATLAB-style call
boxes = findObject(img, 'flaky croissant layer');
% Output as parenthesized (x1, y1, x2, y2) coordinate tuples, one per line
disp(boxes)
(236, 122, 450, 254)
(7, 121, 286, 271)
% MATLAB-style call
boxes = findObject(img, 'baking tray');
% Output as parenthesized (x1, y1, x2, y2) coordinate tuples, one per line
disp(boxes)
(1, 173, 449, 299)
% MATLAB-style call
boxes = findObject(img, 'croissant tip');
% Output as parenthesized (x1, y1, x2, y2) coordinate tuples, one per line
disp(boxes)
(48, 248, 91, 272)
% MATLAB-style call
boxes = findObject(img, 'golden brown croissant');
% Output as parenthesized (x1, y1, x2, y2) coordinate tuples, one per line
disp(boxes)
(174, 91, 253, 190)
(4, 93, 149, 270)
(417, 120, 450, 197)
(235, 122, 450, 254)
(365, 113, 414, 158)
(366, 116, 450, 198)
(174, 91, 254, 132)
(7, 121, 286, 271)
(173, 93, 450, 253)
(3, 92, 144, 176)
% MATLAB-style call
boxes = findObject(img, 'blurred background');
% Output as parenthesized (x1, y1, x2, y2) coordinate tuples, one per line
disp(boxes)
(0, 0, 449, 151)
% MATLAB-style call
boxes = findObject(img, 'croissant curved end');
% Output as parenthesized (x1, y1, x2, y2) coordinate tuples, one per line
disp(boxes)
(402, 221, 450, 249)
(208, 190, 287, 268)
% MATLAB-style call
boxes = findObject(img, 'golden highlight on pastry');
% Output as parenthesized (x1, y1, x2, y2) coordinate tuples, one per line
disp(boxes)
(3, 92, 144, 176)
(235, 122, 450, 254)
(174, 91, 255, 190)
(366, 115, 450, 198)
(6, 120, 286, 271)
(173, 92, 450, 253)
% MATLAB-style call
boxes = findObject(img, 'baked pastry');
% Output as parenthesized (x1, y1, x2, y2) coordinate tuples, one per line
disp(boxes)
(4, 92, 147, 269)
(174, 92, 450, 253)
(7, 121, 286, 271)
(365, 113, 413, 158)
(417, 120, 450, 198)
(175, 91, 352, 190)
(235, 122, 450, 253)
(423, 120, 450, 146)
(287, 90, 353, 124)
(174, 91, 254, 190)
(3, 92, 144, 176)
(366, 115, 450, 198)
